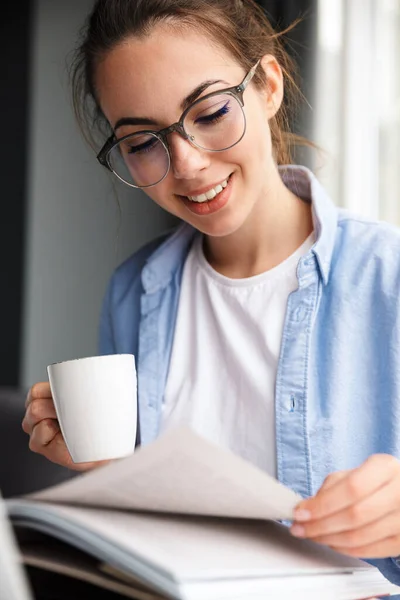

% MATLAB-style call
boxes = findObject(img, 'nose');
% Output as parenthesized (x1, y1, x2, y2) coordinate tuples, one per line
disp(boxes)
(168, 132, 210, 180)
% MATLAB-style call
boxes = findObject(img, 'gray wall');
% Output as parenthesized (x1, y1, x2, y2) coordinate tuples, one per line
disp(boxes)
(21, 0, 175, 386)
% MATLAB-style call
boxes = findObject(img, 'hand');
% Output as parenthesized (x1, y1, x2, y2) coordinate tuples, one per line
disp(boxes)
(290, 454, 400, 559)
(22, 382, 109, 472)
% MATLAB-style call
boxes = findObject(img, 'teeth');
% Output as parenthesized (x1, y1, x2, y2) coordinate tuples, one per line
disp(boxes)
(188, 177, 229, 203)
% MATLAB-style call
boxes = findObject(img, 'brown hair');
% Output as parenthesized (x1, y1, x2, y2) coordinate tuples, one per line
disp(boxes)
(70, 0, 310, 165)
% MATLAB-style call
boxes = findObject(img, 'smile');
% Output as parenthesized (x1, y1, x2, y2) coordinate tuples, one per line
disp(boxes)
(185, 176, 231, 203)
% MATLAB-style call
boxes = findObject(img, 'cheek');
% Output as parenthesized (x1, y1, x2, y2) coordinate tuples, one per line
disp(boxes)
(141, 184, 182, 216)
(241, 94, 273, 159)
(227, 116, 272, 173)
(247, 113, 272, 154)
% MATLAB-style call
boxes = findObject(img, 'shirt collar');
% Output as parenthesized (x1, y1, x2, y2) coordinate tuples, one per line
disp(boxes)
(279, 165, 337, 285)
(141, 222, 195, 293)
(142, 165, 337, 292)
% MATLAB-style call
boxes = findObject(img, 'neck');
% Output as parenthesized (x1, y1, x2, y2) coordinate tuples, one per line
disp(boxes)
(203, 166, 314, 279)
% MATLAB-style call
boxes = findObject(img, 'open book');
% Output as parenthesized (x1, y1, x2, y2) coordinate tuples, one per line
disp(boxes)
(6, 428, 400, 599)
(0, 491, 33, 600)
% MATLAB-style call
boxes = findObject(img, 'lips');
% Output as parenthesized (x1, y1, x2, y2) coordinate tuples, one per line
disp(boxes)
(178, 174, 232, 202)
(180, 172, 234, 216)
(187, 177, 230, 203)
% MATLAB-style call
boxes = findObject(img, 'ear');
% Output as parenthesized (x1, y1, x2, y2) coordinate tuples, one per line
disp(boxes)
(259, 54, 284, 119)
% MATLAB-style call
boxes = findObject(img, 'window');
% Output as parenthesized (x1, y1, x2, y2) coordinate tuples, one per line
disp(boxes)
(313, 0, 400, 223)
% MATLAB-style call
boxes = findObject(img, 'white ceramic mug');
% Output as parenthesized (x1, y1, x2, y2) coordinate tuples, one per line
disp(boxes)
(47, 354, 137, 463)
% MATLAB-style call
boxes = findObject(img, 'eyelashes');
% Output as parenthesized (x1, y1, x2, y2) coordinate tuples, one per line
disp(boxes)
(194, 102, 231, 125)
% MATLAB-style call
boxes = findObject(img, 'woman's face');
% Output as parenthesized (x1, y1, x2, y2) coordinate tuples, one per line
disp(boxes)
(95, 26, 283, 238)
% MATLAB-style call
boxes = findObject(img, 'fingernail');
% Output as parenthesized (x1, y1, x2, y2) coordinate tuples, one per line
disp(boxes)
(291, 525, 306, 537)
(294, 509, 312, 522)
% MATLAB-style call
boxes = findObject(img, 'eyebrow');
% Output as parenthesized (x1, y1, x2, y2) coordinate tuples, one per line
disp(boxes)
(113, 79, 229, 132)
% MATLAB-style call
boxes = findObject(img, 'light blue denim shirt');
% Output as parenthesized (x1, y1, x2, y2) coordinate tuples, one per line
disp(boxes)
(99, 165, 400, 588)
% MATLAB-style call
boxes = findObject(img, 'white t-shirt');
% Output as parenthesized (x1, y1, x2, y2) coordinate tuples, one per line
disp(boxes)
(161, 232, 315, 477)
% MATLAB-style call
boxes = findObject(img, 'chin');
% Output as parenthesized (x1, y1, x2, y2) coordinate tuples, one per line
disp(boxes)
(192, 213, 248, 239)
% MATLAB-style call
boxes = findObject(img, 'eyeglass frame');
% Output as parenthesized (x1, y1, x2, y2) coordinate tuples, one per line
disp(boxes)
(97, 59, 261, 189)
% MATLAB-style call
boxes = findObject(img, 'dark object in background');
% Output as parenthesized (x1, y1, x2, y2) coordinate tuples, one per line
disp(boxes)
(0, 1, 32, 386)
(258, 0, 317, 145)
(0, 388, 75, 498)
(27, 567, 126, 600)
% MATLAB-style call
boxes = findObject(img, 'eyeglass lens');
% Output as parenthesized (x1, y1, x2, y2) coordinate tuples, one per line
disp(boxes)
(108, 93, 245, 188)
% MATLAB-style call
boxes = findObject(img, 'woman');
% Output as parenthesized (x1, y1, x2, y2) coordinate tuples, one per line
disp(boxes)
(22, 0, 400, 588)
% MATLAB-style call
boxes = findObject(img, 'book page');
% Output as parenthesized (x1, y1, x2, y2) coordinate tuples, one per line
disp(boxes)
(21, 504, 372, 579)
(30, 428, 300, 521)
(9, 502, 400, 600)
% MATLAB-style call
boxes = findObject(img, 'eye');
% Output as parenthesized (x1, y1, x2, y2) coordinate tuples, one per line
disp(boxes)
(195, 102, 231, 125)
(126, 137, 158, 155)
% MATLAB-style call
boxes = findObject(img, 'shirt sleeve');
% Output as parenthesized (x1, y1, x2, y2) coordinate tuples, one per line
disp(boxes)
(365, 556, 400, 592)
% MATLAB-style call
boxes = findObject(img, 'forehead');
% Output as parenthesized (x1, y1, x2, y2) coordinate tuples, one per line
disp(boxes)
(95, 26, 242, 125)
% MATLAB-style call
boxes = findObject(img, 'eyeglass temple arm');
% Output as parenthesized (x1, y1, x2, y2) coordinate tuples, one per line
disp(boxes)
(97, 135, 116, 168)
(237, 59, 261, 93)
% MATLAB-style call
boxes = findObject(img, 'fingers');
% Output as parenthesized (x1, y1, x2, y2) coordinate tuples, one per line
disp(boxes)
(294, 455, 400, 521)
(332, 529, 400, 559)
(23, 382, 62, 461)
(291, 455, 400, 559)
(22, 397, 57, 435)
(293, 470, 351, 521)
(29, 418, 61, 450)
(293, 478, 400, 540)
(312, 509, 400, 555)
(25, 381, 52, 409)
(317, 470, 350, 493)
(31, 428, 73, 467)
(30, 423, 109, 472)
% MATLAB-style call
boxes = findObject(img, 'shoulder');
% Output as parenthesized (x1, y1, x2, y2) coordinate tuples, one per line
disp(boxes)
(107, 227, 176, 302)
(333, 210, 400, 294)
(337, 209, 400, 250)
(336, 210, 400, 259)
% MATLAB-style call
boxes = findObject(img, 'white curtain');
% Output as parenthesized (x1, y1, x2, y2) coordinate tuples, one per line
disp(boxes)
(312, 0, 400, 224)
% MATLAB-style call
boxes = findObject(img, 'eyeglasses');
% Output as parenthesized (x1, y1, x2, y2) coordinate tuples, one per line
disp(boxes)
(97, 60, 260, 189)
